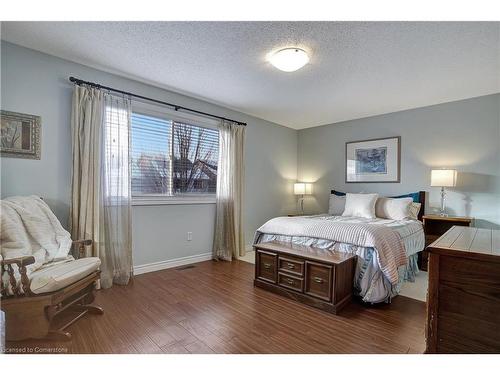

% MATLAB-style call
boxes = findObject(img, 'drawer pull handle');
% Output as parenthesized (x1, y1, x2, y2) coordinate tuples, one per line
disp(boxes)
(313, 277, 323, 284)
(263, 263, 272, 269)
(286, 279, 294, 285)
(287, 263, 295, 269)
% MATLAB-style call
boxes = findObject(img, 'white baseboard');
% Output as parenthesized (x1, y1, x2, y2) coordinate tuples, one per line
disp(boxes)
(133, 252, 213, 275)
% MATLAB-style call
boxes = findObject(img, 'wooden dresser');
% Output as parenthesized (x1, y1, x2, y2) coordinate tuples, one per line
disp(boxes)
(426, 226, 500, 353)
(254, 241, 356, 314)
(420, 215, 473, 271)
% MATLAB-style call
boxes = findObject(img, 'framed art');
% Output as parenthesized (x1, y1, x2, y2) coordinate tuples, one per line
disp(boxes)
(0, 110, 41, 159)
(345, 136, 400, 183)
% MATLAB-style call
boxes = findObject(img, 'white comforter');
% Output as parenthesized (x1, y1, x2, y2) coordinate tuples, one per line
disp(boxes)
(255, 215, 424, 284)
(0, 196, 73, 274)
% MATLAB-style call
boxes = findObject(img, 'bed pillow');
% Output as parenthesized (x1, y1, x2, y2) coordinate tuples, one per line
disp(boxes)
(375, 197, 413, 220)
(342, 193, 378, 219)
(328, 194, 346, 215)
(408, 202, 422, 220)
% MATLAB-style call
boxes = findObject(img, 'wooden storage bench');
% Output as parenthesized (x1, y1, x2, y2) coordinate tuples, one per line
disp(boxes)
(253, 241, 356, 314)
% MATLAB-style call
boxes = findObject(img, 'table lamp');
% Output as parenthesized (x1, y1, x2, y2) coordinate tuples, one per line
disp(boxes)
(294, 182, 313, 214)
(430, 169, 457, 216)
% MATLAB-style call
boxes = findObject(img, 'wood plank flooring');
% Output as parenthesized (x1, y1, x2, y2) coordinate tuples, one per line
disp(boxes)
(5, 260, 426, 354)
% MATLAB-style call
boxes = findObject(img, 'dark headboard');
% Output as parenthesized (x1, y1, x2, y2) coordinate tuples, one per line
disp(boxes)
(330, 190, 426, 221)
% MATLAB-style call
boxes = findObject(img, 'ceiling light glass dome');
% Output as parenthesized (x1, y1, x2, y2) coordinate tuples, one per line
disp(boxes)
(269, 48, 309, 72)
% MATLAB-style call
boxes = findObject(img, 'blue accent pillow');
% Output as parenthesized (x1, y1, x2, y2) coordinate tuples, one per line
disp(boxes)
(391, 192, 420, 203)
(330, 190, 346, 196)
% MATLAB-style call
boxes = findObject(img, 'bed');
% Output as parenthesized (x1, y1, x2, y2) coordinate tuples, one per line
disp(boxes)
(253, 191, 426, 304)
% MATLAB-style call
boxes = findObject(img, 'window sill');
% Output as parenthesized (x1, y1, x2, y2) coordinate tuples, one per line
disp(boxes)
(132, 196, 216, 206)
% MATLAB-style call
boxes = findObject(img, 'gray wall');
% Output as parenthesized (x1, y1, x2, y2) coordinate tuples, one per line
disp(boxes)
(0, 42, 298, 266)
(3, 40, 498, 271)
(298, 94, 500, 228)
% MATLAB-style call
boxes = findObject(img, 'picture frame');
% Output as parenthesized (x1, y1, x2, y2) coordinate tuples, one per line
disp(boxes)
(345, 136, 400, 183)
(0, 110, 41, 159)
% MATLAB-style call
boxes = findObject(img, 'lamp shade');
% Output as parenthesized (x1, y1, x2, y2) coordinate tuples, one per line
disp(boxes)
(294, 183, 313, 195)
(431, 169, 457, 187)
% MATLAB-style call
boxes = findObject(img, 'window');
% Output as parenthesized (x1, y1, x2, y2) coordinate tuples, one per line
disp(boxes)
(130, 111, 219, 202)
(104, 100, 130, 200)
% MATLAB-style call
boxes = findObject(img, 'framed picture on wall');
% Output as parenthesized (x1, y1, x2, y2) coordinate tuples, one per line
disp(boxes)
(0, 110, 41, 159)
(345, 136, 400, 183)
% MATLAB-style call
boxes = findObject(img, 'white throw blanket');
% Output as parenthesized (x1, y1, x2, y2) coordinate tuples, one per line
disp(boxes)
(255, 215, 409, 284)
(1, 196, 73, 275)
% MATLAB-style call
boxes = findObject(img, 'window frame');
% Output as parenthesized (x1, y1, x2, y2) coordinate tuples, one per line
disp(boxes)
(130, 102, 219, 206)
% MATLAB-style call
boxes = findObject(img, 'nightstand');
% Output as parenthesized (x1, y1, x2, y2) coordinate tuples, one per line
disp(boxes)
(419, 214, 474, 271)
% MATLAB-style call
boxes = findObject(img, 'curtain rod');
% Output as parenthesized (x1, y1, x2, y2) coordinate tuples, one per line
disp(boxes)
(68, 76, 247, 126)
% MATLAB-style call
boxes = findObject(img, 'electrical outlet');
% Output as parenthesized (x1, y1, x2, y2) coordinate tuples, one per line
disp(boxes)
(187, 232, 193, 241)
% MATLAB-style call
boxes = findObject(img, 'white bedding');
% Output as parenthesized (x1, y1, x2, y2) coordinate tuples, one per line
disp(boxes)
(255, 214, 424, 285)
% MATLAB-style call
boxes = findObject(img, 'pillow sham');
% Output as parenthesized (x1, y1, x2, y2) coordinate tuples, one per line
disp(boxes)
(408, 202, 422, 220)
(342, 193, 378, 219)
(328, 194, 346, 215)
(375, 197, 413, 220)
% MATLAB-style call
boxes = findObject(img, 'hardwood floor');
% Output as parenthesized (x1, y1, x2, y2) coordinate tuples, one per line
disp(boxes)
(5, 260, 426, 354)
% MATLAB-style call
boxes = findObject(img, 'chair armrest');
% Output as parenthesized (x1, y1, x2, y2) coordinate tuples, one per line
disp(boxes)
(1, 255, 36, 267)
(72, 239, 93, 247)
(72, 239, 94, 258)
(1, 256, 35, 296)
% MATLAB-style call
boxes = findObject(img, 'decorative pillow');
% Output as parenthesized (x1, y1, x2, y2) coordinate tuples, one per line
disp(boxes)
(375, 197, 413, 220)
(342, 193, 378, 219)
(408, 202, 422, 220)
(328, 194, 346, 215)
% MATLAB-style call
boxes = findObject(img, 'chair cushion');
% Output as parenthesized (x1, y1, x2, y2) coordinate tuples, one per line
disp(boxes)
(30, 257, 101, 294)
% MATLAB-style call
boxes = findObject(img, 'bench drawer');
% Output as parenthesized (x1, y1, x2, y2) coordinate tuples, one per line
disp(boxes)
(305, 261, 333, 301)
(256, 250, 277, 283)
(278, 272, 304, 292)
(278, 256, 304, 276)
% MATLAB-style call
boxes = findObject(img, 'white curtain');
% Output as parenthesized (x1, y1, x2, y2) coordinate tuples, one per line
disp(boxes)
(70, 86, 133, 288)
(213, 120, 245, 261)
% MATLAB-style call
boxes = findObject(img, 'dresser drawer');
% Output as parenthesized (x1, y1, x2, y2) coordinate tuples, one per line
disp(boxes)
(278, 272, 304, 292)
(278, 256, 304, 276)
(305, 261, 332, 301)
(256, 250, 277, 283)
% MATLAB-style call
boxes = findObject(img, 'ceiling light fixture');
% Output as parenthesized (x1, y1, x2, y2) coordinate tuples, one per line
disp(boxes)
(269, 48, 309, 72)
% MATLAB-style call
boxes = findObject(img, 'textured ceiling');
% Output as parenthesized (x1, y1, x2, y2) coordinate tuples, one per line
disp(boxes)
(1, 22, 499, 129)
